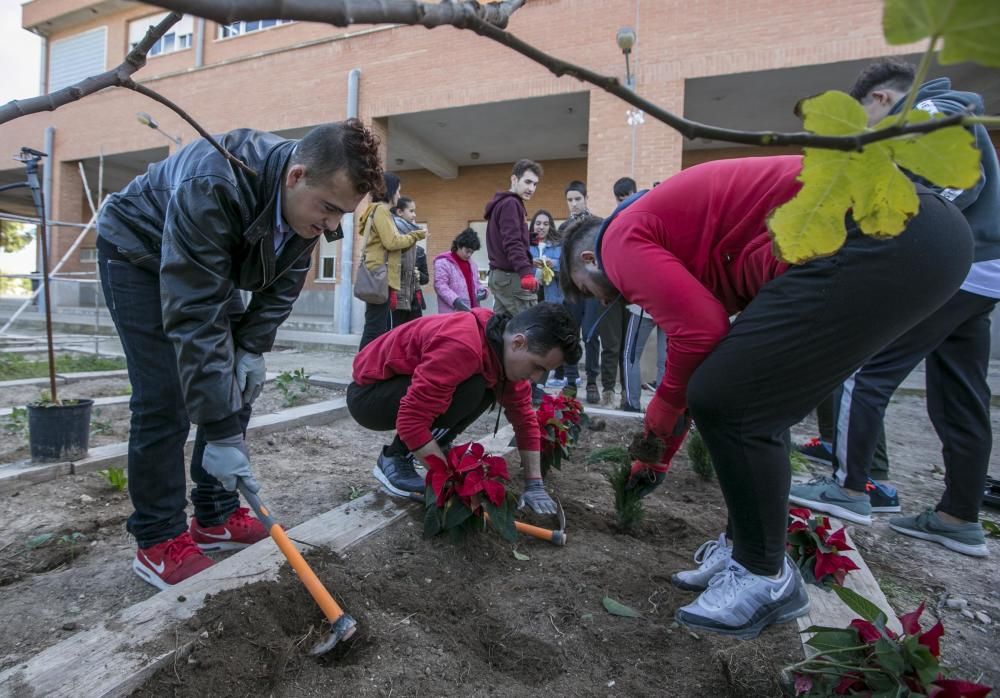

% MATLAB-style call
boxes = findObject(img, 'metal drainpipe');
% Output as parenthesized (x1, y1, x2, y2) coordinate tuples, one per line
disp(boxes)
(194, 18, 205, 67)
(39, 126, 55, 314)
(335, 68, 361, 334)
(38, 35, 48, 95)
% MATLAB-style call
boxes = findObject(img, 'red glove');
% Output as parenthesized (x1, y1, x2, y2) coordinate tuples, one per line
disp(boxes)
(388, 289, 398, 310)
(626, 396, 690, 497)
(520, 274, 538, 292)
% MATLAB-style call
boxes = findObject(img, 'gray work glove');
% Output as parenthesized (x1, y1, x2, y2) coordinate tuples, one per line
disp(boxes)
(235, 348, 266, 406)
(203, 434, 258, 493)
(452, 298, 471, 312)
(518, 478, 557, 515)
(476, 287, 488, 301)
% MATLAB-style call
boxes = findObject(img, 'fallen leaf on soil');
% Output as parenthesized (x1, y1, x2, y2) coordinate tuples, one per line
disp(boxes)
(512, 549, 530, 561)
(982, 519, 1000, 538)
(602, 596, 640, 618)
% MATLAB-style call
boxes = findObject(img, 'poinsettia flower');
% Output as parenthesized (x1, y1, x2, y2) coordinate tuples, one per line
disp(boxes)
(814, 547, 859, 581)
(482, 478, 506, 506)
(850, 618, 882, 644)
(424, 453, 453, 507)
(483, 453, 509, 481)
(928, 678, 993, 698)
(822, 526, 854, 552)
(788, 520, 809, 533)
(456, 468, 485, 500)
(456, 442, 486, 472)
(793, 674, 813, 695)
(899, 601, 926, 636)
(918, 620, 944, 659)
(834, 672, 865, 694)
(789, 507, 813, 522)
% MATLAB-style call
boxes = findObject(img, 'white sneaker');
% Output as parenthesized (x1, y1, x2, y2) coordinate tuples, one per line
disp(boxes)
(675, 558, 810, 640)
(671, 533, 732, 591)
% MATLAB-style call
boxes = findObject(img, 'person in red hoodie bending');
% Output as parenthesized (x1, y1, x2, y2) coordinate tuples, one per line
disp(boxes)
(347, 302, 581, 514)
(560, 155, 973, 639)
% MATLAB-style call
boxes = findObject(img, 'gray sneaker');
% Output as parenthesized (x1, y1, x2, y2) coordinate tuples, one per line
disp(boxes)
(373, 448, 425, 497)
(672, 533, 732, 591)
(675, 558, 810, 640)
(889, 509, 989, 558)
(788, 476, 872, 525)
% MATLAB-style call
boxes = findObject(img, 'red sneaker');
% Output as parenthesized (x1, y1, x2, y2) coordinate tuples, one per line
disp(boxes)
(133, 532, 214, 591)
(190, 507, 268, 552)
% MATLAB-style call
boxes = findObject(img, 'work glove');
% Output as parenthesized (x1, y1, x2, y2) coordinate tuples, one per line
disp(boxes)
(234, 348, 266, 406)
(476, 287, 488, 301)
(518, 478, 557, 515)
(203, 434, 259, 493)
(520, 274, 538, 293)
(453, 298, 471, 312)
(625, 395, 690, 498)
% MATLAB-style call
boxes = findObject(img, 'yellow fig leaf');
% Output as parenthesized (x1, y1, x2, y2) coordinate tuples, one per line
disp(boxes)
(879, 111, 981, 190)
(767, 148, 852, 263)
(796, 90, 868, 136)
(884, 0, 1000, 68)
(848, 145, 920, 237)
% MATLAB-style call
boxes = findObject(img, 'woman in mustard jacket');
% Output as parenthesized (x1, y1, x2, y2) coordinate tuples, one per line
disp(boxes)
(357, 172, 425, 348)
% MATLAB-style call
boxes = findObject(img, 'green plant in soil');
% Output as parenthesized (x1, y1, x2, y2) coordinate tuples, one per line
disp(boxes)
(348, 484, 363, 501)
(99, 466, 128, 492)
(606, 460, 644, 533)
(0, 353, 125, 380)
(116, 383, 133, 396)
(686, 428, 714, 481)
(57, 532, 86, 561)
(2, 406, 29, 438)
(90, 409, 114, 436)
(274, 368, 312, 407)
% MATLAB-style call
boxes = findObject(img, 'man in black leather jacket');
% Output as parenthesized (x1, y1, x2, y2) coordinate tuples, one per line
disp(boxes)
(97, 119, 383, 589)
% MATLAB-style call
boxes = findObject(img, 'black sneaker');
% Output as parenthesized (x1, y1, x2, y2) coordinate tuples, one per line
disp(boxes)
(865, 479, 901, 513)
(796, 437, 833, 466)
(586, 383, 600, 404)
(373, 447, 425, 497)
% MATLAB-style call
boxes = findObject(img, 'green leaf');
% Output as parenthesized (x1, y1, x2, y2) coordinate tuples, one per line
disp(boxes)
(26, 533, 55, 549)
(586, 446, 629, 464)
(512, 549, 530, 561)
(798, 90, 868, 136)
(483, 499, 517, 543)
(883, 0, 1000, 67)
(804, 627, 863, 654)
(982, 519, 1000, 537)
(874, 638, 906, 676)
(602, 596, 640, 618)
(848, 144, 920, 237)
(881, 110, 981, 189)
(444, 499, 474, 529)
(833, 585, 888, 625)
(423, 504, 442, 539)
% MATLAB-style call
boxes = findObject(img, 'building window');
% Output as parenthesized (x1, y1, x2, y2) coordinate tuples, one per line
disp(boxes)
(79, 248, 98, 264)
(317, 255, 337, 282)
(129, 12, 195, 57)
(217, 19, 294, 39)
(49, 27, 107, 93)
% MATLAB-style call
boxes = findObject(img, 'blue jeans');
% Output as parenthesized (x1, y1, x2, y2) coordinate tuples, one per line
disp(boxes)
(98, 240, 248, 547)
(621, 312, 667, 410)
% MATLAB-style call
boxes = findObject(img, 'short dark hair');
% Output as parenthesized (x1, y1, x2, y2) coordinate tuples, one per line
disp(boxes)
(564, 180, 587, 197)
(558, 214, 603, 303)
(613, 176, 637, 199)
(506, 302, 582, 365)
(849, 58, 916, 101)
(372, 172, 400, 204)
(451, 227, 481, 253)
(512, 159, 543, 180)
(292, 118, 384, 197)
(393, 196, 414, 214)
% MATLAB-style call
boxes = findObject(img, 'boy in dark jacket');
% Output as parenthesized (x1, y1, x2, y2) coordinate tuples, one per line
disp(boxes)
(97, 120, 382, 589)
(790, 59, 999, 556)
(348, 302, 581, 515)
(561, 155, 973, 639)
(486, 159, 543, 315)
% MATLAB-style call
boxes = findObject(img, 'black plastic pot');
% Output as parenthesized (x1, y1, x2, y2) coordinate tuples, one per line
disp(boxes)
(27, 399, 93, 462)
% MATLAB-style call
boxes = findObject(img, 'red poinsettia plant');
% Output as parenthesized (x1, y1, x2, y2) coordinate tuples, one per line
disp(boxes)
(787, 507, 860, 587)
(791, 585, 992, 697)
(537, 393, 587, 477)
(422, 442, 517, 542)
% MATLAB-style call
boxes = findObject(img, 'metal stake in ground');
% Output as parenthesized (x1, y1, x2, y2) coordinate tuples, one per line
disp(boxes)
(237, 478, 357, 655)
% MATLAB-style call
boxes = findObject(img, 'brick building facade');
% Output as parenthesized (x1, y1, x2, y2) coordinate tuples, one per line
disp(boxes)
(1, 0, 996, 336)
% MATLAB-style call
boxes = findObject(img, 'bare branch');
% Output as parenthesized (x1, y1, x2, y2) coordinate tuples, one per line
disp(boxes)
(125, 80, 257, 176)
(0, 12, 256, 176)
(153, 0, 976, 152)
(153, 0, 525, 30)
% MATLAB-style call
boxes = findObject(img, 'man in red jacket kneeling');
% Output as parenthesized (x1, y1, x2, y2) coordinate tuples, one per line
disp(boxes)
(348, 302, 581, 515)
(560, 155, 973, 640)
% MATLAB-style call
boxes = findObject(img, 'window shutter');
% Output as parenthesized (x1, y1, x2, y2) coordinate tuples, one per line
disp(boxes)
(49, 27, 107, 93)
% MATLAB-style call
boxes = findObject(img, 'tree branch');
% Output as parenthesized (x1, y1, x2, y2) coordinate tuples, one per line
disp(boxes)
(0, 12, 256, 175)
(153, 0, 978, 151)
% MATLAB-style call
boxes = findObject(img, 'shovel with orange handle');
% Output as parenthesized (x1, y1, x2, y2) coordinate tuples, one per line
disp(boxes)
(238, 479, 357, 655)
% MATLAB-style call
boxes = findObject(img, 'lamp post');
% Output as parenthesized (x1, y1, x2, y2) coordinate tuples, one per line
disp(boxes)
(616, 26, 637, 90)
(135, 112, 182, 146)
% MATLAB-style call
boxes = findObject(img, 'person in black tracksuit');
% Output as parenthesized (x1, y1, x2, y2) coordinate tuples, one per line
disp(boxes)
(790, 59, 1000, 556)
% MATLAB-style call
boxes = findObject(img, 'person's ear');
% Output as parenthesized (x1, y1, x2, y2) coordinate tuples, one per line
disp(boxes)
(870, 90, 892, 107)
(580, 250, 597, 266)
(286, 164, 307, 188)
(510, 333, 527, 352)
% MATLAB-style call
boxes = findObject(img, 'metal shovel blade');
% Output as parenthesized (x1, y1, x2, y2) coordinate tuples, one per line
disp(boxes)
(310, 613, 358, 656)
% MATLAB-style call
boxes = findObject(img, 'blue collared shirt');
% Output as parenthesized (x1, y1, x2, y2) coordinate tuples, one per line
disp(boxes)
(273, 189, 294, 254)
